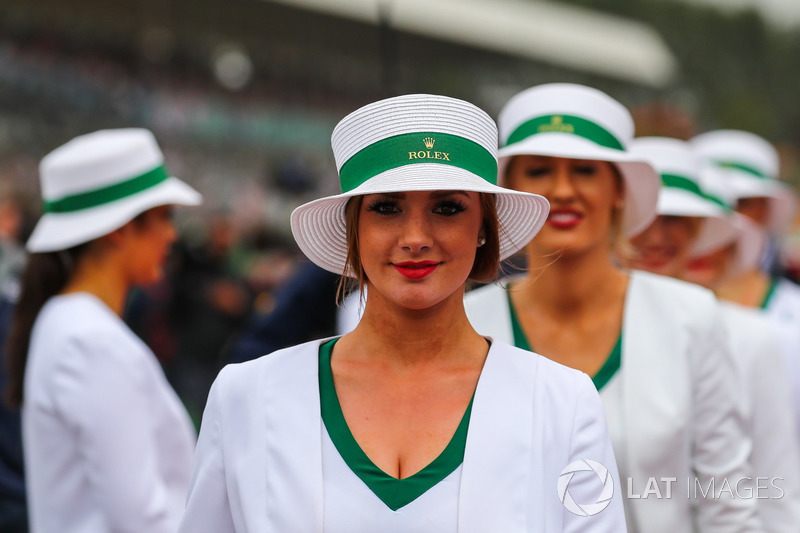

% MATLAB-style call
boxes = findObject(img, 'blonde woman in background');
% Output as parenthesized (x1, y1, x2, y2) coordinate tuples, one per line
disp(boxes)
(465, 83, 761, 532)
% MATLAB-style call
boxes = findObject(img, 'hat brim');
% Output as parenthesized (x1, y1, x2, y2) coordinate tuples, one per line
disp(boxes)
(498, 134, 660, 237)
(656, 189, 739, 255)
(728, 171, 797, 233)
(27, 177, 202, 253)
(290, 164, 550, 276)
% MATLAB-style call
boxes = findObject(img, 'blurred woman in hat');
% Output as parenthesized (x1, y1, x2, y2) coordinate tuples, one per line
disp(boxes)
(5, 128, 202, 532)
(465, 84, 760, 532)
(627, 136, 800, 532)
(179, 94, 626, 532)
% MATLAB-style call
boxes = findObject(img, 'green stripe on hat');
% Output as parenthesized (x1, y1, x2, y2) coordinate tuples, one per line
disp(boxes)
(505, 114, 624, 151)
(662, 173, 731, 211)
(716, 161, 768, 179)
(44, 165, 169, 214)
(338, 132, 497, 192)
(661, 173, 704, 197)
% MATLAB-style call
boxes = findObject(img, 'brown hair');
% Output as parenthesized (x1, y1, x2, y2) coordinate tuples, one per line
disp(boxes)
(336, 192, 501, 303)
(4, 248, 85, 408)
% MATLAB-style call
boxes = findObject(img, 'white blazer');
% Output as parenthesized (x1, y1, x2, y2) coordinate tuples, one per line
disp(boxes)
(23, 293, 196, 533)
(764, 278, 800, 445)
(179, 338, 627, 532)
(464, 271, 762, 533)
(719, 302, 800, 532)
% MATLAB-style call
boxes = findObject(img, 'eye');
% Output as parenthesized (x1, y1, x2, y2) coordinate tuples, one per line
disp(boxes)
(573, 163, 599, 175)
(523, 166, 550, 178)
(366, 199, 400, 215)
(433, 200, 467, 216)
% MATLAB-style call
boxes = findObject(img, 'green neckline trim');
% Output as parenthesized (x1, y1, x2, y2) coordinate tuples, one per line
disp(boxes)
(318, 338, 474, 511)
(760, 277, 779, 310)
(507, 292, 622, 391)
(338, 131, 497, 193)
(43, 165, 169, 213)
(505, 114, 624, 151)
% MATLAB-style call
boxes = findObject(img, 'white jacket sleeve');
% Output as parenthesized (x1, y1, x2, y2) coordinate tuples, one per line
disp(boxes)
(563, 373, 627, 533)
(179, 367, 236, 533)
(690, 307, 762, 532)
(53, 336, 184, 533)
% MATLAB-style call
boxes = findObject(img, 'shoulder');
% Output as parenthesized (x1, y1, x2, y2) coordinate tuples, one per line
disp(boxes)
(488, 340, 592, 399)
(212, 337, 328, 395)
(628, 270, 719, 318)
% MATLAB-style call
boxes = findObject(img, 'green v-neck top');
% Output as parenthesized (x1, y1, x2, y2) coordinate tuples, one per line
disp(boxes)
(507, 292, 622, 391)
(318, 338, 474, 511)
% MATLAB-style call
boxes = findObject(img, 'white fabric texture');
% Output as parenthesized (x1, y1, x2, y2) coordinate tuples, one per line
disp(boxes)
(23, 293, 196, 533)
(464, 271, 762, 533)
(719, 302, 800, 531)
(179, 338, 627, 532)
(763, 278, 800, 446)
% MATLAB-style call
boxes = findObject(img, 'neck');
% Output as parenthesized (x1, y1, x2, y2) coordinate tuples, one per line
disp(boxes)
(517, 243, 627, 318)
(61, 252, 130, 316)
(715, 269, 770, 308)
(344, 285, 484, 369)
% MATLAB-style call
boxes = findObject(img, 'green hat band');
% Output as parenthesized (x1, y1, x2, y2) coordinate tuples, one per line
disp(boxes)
(44, 165, 169, 214)
(716, 161, 769, 179)
(504, 114, 624, 151)
(662, 173, 731, 211)
(338, 132, 497, 193)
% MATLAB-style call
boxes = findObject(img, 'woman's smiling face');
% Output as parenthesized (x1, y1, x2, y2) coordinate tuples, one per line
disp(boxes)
(357, 190, 484, 312)
(505, 155, 623, 256)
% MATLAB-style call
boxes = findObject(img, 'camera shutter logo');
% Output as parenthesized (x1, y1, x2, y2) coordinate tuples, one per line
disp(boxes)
(557, 459, 614, 516)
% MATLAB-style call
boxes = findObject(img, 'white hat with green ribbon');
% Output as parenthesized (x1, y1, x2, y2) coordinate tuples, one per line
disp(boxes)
(628, 137, 738, 255)
(696, 164, 765, 276)
(690, 129, 796, 234)
(27, 128, 202, 253)
(290, 94, 550, 275)
(496, 83, 660, 237)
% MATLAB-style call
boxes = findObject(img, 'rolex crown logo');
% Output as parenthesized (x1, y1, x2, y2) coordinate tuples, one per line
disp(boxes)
(538, 115, 574, 134)
(422, 137, 435, 149)
(552, 115, 563, 126)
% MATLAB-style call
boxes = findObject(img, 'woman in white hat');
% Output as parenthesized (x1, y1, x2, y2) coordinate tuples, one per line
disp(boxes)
(464, 84, 761, 532)
(627, 137, 800, 532)
(179, 94, 626, 532)
(4, 128, 202, 532)
(690, 130, 800, 448)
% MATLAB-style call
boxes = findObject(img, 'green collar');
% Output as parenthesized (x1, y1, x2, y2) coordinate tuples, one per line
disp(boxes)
(760, 277, 779, 310)
(319, 338, 474, 511)
(507, 292, 622, 391)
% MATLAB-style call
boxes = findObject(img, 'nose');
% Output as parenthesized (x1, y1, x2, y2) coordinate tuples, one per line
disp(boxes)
(164, 220, 178, 245)
(398, 210, 433, 253)
(549, 161, 577, 202)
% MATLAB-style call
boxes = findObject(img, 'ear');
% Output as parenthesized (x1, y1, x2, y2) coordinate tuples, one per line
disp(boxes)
(101, 221, 135, 248)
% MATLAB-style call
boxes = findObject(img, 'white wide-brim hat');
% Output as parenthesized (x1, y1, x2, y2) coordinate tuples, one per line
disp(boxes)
(691, 129, 797, 234)
(628, 137, 737, 255)
(27, 128, 202, 253)
(291, 94, 550, 276)
(496, 83, 660, 237)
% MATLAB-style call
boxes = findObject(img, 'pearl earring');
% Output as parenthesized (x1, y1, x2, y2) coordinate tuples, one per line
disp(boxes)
(478, 237, 486, 247)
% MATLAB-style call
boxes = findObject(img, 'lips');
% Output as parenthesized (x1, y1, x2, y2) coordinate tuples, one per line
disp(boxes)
(393, 261, 441, 279)
(547, 210, 583, 229)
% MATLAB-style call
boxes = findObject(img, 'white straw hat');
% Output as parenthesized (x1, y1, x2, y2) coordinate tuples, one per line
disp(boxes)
(496, 83, 660, 236)
(290, 94, 550, 275)
(695, 165, 764, 276)
(690, 129, 796, 234)
(628, 137, 737, 255)
(27, 128, 202, 253)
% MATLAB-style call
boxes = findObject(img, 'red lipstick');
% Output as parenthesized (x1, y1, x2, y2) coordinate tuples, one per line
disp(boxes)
(393, 261, 440, 279)
(547, 208, 584, 229)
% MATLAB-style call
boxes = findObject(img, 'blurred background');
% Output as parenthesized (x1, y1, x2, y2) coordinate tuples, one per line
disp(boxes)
(2, 0, 800, 418)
